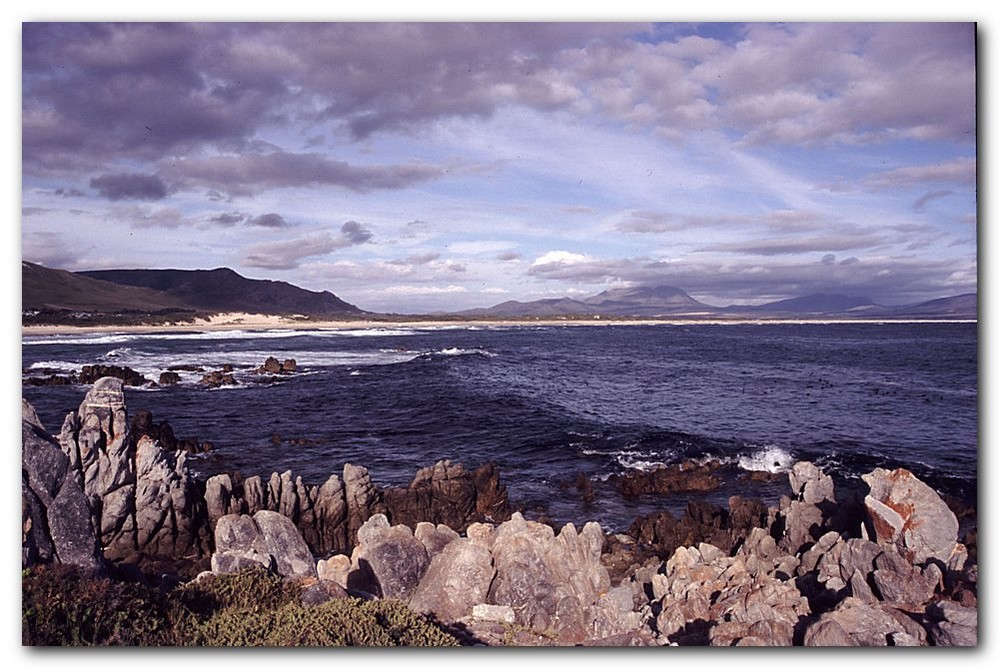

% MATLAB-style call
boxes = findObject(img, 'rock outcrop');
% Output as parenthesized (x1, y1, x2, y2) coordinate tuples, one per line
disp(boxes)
(22, 400, 104, 573)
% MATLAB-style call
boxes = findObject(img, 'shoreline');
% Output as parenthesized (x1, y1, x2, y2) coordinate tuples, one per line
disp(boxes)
(21, 311, 978, 336)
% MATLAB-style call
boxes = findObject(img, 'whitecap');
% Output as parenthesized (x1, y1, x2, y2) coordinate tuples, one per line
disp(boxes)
(736, 445, 795, 473)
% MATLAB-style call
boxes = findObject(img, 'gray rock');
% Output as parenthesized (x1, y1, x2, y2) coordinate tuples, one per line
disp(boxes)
(777, 500, 824, 554)
(343, 463, 379, 543)
(789, 461, 835, 505)
(58, 377, 137, 557)
(861, 467, 959, 565)
(872, 549, 940, 609)
(803, 597, 911, 646)
(212, 511, 316, 577)
(927, 600, 977, 646)
(350, 514, 429, 600)
(409, 537, 495, 622)
(472, 603, 515, 623)
(133, 437, 205, 559)
(22, 403, 103, 573)
(414, 522, 459, 558)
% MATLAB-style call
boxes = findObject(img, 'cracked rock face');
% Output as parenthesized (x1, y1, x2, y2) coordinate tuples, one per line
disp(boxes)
(58, 377, 137, 559)
(861, 468, 959, 565)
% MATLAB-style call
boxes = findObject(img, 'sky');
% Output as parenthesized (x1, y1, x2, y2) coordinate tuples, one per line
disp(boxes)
(20, 20, 978, 313)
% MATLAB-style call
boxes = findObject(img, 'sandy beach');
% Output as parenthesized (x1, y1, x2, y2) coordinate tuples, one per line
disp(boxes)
(21, 311, 977, 337)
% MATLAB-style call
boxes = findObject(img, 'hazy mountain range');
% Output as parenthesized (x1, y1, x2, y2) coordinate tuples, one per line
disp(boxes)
(21, 261, 977, 322)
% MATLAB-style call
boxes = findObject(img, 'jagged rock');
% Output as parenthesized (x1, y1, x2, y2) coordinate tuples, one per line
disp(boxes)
(776, 499, 825, 554)
(382, 460, 511, 531)
(259, 356, 282, 374)
(871, 548, 941, 610)
(788, 461, 836, 505)
(200, 370, 237, 388)
(409, 536, 495, 621)
(486, 513, 611, 640)
(343, 463, 380, 543)
(158, 371, 181, 385)
(133, 436, 207, 559)
(654, 543, 810, 646)
(803, 597, 914, 646)
(58, 377, 137, 558)
(926, 600, 977, 646)
(281, 358, 297, 373)
(861, 467, 959, 565)
(348, 514, 429, 600)
(614, 459, 722, 497)
(212, 510, 317, 578)
(22, 401, 104, 573)
(414, 522, 459, 558)
(78, 364, 148, 386)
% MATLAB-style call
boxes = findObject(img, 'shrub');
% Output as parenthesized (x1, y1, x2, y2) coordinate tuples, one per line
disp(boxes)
(22, 565, 461, 647)
(22, 564, 171, 646)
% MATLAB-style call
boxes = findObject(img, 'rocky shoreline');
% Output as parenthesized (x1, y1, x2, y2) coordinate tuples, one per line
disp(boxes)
(22, 377, 977, 646)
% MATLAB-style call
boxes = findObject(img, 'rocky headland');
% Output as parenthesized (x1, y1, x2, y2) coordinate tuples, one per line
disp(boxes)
(22, 377, 977, 646)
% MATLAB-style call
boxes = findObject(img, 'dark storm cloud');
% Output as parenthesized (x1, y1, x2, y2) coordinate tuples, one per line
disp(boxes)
(248, 213, 290, 228)
(210, 212, 246, 226)
(167, 151, 445, 197)
(341, 220, 373, 245)
(89, 173, 168, 201)
(22, 22, 639, 175)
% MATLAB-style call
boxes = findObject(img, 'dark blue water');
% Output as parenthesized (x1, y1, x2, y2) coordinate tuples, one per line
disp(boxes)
(21, 322, 977, 530)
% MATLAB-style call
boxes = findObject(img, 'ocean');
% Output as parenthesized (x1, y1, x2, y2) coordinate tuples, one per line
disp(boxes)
(21, 321, 977, 532)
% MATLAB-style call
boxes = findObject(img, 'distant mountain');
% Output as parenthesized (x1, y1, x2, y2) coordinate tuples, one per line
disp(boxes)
(889, 293, 977, 319)
(461, 284, 977, 321)
(462, 284, 716, 318)
(78, 267, 363, 316)
(22, 261, 190, 312)
(736, 293, 881, 315)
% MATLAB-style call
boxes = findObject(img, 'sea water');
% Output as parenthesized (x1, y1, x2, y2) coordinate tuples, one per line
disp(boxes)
(22, 322, 977, 531)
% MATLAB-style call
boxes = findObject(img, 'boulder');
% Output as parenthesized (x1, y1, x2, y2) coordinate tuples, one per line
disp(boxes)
(281, 359, 297, 373)
(22, 400, 104, 573)
(803, 597, 915, 646)
(212, 510, 316, 578)
(788, 461, 836, 505)
(78, 364, 148, 386)
(861, 468, 959, 565)
(58, 377, 137, 558)
(259, 356, 282, 374)
(348, 514, 429, 600)
(158, 371, 181, 385)
(408, 536, 495, 621)
(926, 600, 977, 646)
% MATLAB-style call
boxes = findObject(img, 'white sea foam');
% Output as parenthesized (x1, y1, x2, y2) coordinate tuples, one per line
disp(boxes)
(427, 347, 495, 358)
(736, 445, 795, 473)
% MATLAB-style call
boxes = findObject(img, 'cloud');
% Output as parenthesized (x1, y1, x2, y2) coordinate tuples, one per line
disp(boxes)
(864, 157, 976, 190)
(168, 151, 445, 197)
(531, 250, 591, 267)
(108, 205, 194, 229)
(240, 221, 374, 269)
(247, 213, 291, 228)
(526, 253, 975, 305)
(341, 220, 373, 244)
(89, 173, 168, 201)
(913, 190, 954, 212)
(210, 212, 245, 226)
(703, 232, 886, 256)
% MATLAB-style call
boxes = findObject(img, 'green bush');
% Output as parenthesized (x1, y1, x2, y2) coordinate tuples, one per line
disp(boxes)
(22, 565, 461, 647)
(22, 564, 172, 646)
